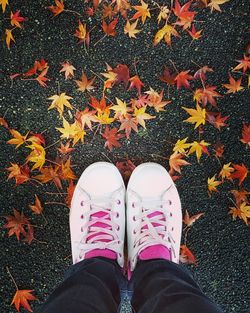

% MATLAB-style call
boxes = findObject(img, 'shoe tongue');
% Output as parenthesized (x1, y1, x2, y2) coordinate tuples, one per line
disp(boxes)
(85, 209, 117, 260)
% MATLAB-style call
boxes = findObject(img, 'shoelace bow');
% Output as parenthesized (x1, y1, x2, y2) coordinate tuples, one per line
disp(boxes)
(132, 199, 176, 261)
(77, 197, 123, 259)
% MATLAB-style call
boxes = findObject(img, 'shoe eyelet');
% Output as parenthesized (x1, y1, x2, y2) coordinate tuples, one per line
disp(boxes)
(133, 229, 136, 234)
(132, 202, 135, 208)
(170, 212, 173, 217)
(171, 227, 174, 231)
(80, 214, 84, 219)
(116, 212, 119, 218)
(117, 226, 120, 231)
(168, 237, 171, 242)
(169, 200, 172, 205)
(119, 253, 122, 257)
(80, 201, 84, 206)
(133, 216, 136, 221)
(117, 199, 121, 205)
(81, 227, 84, 232)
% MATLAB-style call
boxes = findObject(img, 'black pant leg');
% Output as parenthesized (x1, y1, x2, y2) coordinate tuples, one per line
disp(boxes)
(129, 259, 223, 313)
(38, 257, 126, 313)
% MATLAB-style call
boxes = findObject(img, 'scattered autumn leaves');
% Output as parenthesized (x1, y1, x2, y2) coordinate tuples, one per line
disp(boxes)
(1, 0, 249, 311)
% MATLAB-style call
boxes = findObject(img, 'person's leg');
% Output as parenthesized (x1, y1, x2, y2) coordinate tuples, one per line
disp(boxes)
(39, 162, 127, 313)
(39, 257, 126, 313)
(126, 163, 223, 313)
(129, 259, 223, 313)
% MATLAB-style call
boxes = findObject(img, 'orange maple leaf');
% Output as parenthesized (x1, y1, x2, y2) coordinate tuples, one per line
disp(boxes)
(10, 10, 27, 28)
(169, 152, 190, 174)
(173, 0, 196, 30)
(47, 0, 64, 16)
(233, 54, 250, 73)
(34, 165, 62, 189)
(223, 74, 244, 93)
(74, 21, 90, 46)
(29, 195, 43, 215)
(180, 245, 197, 265)
(230, 163, 248, 185)
(132, 0, 151, 24)
(11, 289, 37, 312)
(193, 85, 222, 108)
(75, 72, 95, 92)
(119, 115, 138, 138)
(6, 163, 30, 185)
(57, 141, 75, 154)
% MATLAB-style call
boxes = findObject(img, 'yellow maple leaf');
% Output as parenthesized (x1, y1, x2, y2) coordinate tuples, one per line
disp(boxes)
(188, 140, 210, 161)
(94, 108, 115, 125)
(110, 98, 131, 118)
(229, 202, 250, 225)
(207, 175, 221, 194)
(26, 143, 46, 170)
(124, 20, 141, 38)
(182, 104, 206, 129)
(101, 70, 117, 90)
(48, 93, 73, 117)
(154, 24, 180, 46)
(133, 106, 155, 128)
(56, 118, 77, 139)
(7, 129, 29, 148)
(5, 29, 15, 49)
(132, 0, 151, 24)
(72, 121, 86, 146)
(173, 137, 191, 154)
(145, 88, 171, 112)
(208, 0, 230, 12)
(0, 0, 9, 13)
(219, 162, 234, 180)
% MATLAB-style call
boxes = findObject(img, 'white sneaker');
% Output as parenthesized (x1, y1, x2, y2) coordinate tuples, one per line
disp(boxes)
(126, 163, 182, 272)
(70, 162, 125, 267)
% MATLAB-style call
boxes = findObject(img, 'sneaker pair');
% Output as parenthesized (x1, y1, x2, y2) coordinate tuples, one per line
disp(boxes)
(70, 162, 182, 274)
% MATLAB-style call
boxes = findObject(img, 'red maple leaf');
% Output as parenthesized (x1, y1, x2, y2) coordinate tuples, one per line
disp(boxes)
(240, 123, 250, 146)
(128, 75, 144, 94)
(159, 66, 177, 85)
(113, 64, 130, 87)
(102, 18, 118, 36)
(231, 163, 248, 185)
(174, 70, 193, 89)
(101, 126, 125, 151)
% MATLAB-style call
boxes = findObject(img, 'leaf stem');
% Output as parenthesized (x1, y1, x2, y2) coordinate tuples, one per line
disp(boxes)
(6, 267, 18, 290)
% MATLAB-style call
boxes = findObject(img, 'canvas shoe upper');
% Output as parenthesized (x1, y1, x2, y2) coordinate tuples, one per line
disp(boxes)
(70, 162, 125, 267)
(126, 163, 182, 272)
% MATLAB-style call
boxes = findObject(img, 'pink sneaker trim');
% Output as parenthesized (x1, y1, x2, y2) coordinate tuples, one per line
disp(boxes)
(85, 249, 117, 259)
(139, 244, 171, 261)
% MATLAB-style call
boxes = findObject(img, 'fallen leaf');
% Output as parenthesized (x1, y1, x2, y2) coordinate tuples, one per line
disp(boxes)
(58, 141, 75, 154)
(188, 140, 210, 161)
(5, 29, 15, 49)
(229, 202, 250, 225)
(182, 104, 206, 129)
(10, 10, 27, 28)
(60, 62, 76, 80)
(230, 163, 248, 185)
(183, 210, 205, 227)
(132, 0, 151, 24)
(6, 163, 30, 185)
(7, 129, 28, 148)
(75, 72, 95, 92)
(173, 137, 191, 154)
(159, 66, 177, 85)
(180, 245, 197, 265)
(175, 70, 193, 89)
(119, 115, 138, 138)
(223, 74, 244, 93)
(169, 152, 190, 174)
(219, 162, 234, 180)
(116, 159, 136, 182)
(240, 123, 250, 146)
(11, 289, 37, 313)
(128, 75, 144, 94)
(233, 54, 250, 73)
(154, 24, 180, 46)
(26, 143, 46, 170)
(187, 24, 202, 40)
(101, 126, 125, 150)
(133, 106, 155, 128)
(124, 20, 141, 38)
(74, 21, 90, 46)
(0, 0, 8, 13)
(34, 165, 62, 189)
(48, 92, 73, 117)
(208, 175, 221, 194)
(3, 209, 30, 241)
(208, 0, 230, 12)
(48, 0, 64, 16)
(29, 195, 43, 215)
(102, 18, 118, 36)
